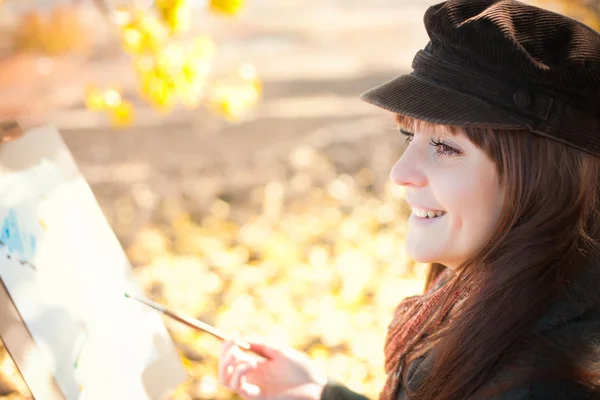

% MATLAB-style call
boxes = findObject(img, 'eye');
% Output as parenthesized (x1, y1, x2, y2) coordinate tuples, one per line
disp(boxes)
(398, 128, 413, 145)
(429, 138, 461, 157)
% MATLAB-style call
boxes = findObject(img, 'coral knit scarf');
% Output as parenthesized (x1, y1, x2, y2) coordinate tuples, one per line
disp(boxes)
(379, 268, 473, 400)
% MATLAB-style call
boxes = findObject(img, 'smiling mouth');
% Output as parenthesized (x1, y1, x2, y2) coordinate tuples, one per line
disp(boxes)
(411, 208, 447, 219)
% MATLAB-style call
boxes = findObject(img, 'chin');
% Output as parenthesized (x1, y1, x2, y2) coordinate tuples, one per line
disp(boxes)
(405, 247, 439, 264)
(410, 255, 439, 264)
(405, 243, 442, 264)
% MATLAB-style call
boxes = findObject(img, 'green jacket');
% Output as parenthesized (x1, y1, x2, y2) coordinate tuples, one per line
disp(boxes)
(321, 268, 600, 400)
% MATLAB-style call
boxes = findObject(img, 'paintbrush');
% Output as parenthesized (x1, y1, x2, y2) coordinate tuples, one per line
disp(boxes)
(124, 293, 260, 355)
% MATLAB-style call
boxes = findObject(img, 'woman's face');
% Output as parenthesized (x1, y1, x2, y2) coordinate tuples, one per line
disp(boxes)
(390, 123, 504, 269)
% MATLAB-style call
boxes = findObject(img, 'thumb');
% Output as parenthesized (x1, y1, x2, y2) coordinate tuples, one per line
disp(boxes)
(247, 340, 282, 360)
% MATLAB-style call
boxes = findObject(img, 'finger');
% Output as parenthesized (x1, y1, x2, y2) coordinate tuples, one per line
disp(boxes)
(231, 330, 253, 352)
(248, 341, 280, 360)
(239, 375, 261, 399)
(220, 338, 238, 361)
(230, 361, 256, 393)
(226, 365, 234, 385)
(219, 344, 254, 387)
(218, 349, 238, 386)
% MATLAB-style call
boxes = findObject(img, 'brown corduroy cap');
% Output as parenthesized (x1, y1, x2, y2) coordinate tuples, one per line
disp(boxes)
(361, 0, 600, 156)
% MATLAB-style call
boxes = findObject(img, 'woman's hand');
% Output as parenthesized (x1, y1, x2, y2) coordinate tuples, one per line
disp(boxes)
(219, 336, 328, 400)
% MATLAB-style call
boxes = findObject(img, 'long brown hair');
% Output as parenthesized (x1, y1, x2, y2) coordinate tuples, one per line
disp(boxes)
(395, 114, 600, 399)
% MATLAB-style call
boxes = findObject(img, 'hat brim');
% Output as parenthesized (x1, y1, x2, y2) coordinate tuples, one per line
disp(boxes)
(360, 73, 524, 129)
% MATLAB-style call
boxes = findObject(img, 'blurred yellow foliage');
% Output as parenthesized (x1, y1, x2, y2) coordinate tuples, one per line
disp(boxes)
(0, 342, 30, 398)
(80, 0, 259, 124)
(209, 0, 246, 15)
(109, 100, 135, 126)
(13, 6, 89, 54)
(120, 11, 168, 54)
(206, 63, 262, 121)
(4, 0, 258, 125)
(84, 86, 134, 126)
(156, 0, 192, 33)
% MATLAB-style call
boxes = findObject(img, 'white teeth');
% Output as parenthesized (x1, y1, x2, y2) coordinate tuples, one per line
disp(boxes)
(412, 208, 446, 218)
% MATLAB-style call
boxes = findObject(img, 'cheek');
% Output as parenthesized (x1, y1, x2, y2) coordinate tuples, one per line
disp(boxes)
(425, 174, 469, 231)
(406, 170, 502, 266)
(444, 172, 502, 249)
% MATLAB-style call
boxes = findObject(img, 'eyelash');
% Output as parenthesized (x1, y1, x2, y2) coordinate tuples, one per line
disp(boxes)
(398, 129, 461, 157)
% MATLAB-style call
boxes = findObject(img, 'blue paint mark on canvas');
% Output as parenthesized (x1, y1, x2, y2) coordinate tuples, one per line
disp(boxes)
(0, 208, 37, 270)
(1, 209, 25, 255)
(29, 234, 36, 255)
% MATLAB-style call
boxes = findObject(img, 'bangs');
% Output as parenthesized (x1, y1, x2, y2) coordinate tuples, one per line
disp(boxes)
(395, 114, 464, 136)
(394, 113, 518, 177)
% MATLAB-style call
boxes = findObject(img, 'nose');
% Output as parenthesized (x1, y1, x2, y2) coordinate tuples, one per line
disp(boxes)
(390, 147, 427, 188)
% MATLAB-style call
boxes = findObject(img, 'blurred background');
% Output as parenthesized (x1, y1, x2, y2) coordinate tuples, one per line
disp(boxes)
(0, 0, 598, 399)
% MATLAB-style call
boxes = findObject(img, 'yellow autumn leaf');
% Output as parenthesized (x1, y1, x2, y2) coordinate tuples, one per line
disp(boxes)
(108, 100, 134, 126)
(208, 0, 245, 15)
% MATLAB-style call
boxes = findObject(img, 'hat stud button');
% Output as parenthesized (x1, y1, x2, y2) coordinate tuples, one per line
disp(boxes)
(513, 90, 532, 108)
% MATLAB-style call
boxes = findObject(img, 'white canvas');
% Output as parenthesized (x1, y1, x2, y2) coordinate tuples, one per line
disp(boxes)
(0, 126, 186, 400)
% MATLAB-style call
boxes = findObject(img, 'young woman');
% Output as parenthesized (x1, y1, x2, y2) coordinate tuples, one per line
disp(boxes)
(218, 0, 600, 398)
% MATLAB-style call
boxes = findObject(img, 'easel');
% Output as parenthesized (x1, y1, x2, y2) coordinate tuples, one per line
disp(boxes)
(0, 278, 66, 400)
